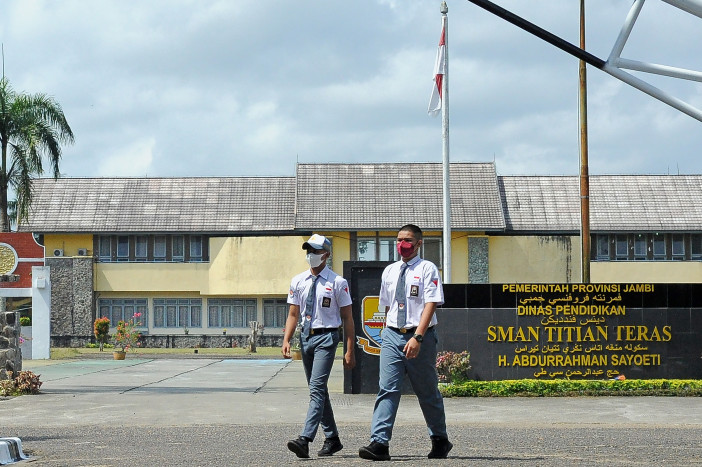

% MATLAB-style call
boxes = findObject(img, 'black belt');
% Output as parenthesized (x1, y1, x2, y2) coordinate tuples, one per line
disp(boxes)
(309, 327, 339, 335)
(387, 326, 418, 334)
(387, 326, 434, 335)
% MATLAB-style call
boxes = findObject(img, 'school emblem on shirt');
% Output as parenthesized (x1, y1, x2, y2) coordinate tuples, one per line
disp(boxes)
(322, 297, 331, 308)
(410, 285, 419, 297)
(357, 296, 383, 355)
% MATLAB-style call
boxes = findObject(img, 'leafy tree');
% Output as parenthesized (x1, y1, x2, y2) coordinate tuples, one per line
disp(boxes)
(94, 317, 110, 352)
(0, 77, 74, 231)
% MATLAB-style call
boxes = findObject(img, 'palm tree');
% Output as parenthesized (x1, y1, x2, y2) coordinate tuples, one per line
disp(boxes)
(0, 77, 74, 231)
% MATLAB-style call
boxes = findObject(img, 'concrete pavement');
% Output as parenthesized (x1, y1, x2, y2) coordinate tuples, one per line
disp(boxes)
(1, 356, 702, 465)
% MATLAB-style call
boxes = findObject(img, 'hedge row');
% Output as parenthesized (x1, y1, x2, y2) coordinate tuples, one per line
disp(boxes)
(440, 379, 702, 397)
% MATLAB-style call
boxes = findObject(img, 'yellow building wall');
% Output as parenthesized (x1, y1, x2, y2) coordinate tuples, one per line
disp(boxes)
(207, 236, 309, 296)
(45, 232, 702, 297)
(44, 234, 93, 257)
(489, 236, 581, 283)
(96, 262, 210, 292)
(324, 232, 351, 273)
(452, 233, 469, 283)
(81, 234, 353, 296)
(591, 261, 702, 283)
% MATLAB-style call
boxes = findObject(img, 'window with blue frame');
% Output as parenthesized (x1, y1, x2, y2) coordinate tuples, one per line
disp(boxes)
(208, 298, 256, 328)
(153, 298, 202, 328)
(98, 298, 148, 328)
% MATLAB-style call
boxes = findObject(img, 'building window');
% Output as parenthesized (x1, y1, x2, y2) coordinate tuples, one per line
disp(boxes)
(595, 235, 610, 260)
(615, 235, 628, 260)
(208, 299, 256, 328)
(153, 298, 201, 328)
(379, 238, 399, 262)
(357, 238, 377, 261)
(98, 236, 112, 261)
(190, 236, 203, 261)
(135, 235, 148, 260)
(422, 238, 442, 268)
(594, 232, 702, 261)
(672, 234, 685, 260)
(95, 234, 208, 263)
(692, 234, 702, 260)
(98, 299, 148, 328)
(116, 236, 130, 261)
(634, 234, 647, 260)
(356, 234, 441, 265)
(653, 233, 666, 259)
(263, 298, 288, 328)
(154, 236, 167, 261)
(172, 236, 184, 262)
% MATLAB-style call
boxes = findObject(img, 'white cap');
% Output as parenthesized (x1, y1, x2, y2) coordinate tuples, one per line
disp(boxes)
(302, 234, 331, 252)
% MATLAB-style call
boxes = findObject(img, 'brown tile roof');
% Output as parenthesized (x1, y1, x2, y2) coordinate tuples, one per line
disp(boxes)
(22, 177, 296, 233)
(499, 175, 702, 232)
(21, 168, 702, 234)
(294, 162, 505, 231)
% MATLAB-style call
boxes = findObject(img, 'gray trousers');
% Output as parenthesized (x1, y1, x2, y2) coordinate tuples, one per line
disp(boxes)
(300, 330, 340, 441)
(370, 326, 447, 445)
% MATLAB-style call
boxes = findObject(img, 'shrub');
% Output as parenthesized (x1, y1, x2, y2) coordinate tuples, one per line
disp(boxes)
(19, 316, 31, 326)
(14, 371, 42, 394)
(436, 351, 471, 383)
(439, 378, 702, 397)
(0, 371, 43, 396)
(93, 317, 110, 351)
(0, 379, 15, 396)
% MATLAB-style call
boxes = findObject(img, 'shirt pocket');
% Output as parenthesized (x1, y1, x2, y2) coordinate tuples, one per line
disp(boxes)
(408, 278, 423, 300)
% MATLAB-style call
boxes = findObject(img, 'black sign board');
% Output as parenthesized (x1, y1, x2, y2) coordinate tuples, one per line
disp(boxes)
(439, 283, 702, 380)
(344, 263, 702, 389)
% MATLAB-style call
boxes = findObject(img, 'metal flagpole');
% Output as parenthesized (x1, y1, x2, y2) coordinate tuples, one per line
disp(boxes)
(440, 1, 451, 283)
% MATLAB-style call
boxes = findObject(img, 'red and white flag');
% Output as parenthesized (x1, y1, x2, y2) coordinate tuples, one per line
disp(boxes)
(428, 26, 446, 116)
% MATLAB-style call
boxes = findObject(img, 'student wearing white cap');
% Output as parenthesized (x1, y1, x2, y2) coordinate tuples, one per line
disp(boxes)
(282, 234, 356, 458)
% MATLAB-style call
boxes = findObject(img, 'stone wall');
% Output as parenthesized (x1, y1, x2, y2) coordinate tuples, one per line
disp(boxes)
(468, 236, 489, 283)
(0, 311, 21, 379)
(46, 257, 94, 341)
(138, 334, 282, 349)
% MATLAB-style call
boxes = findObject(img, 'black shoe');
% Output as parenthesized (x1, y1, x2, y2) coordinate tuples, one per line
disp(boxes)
(287, 436, 310, 458)
(359, 441, 390, 461)
(318, 436, 343, 456)
(427, 436, 453, 459)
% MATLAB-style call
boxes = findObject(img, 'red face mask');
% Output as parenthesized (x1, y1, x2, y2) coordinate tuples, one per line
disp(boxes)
(396, 240, 415, 258)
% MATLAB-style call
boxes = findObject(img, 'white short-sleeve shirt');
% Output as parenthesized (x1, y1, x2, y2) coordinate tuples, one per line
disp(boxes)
(379, 256, 444, 328)
(288, 266, 352, 329)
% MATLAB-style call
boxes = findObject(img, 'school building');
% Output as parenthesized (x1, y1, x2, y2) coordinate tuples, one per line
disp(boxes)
(17, 162, 702, 343)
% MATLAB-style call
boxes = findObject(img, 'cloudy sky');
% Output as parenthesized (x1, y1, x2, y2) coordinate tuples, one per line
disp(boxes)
(1, 0, 701, 178)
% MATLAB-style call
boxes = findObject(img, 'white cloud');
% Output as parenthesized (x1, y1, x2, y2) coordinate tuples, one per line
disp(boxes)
(96, 139, 155, 177)
(1, 0, 701, 179)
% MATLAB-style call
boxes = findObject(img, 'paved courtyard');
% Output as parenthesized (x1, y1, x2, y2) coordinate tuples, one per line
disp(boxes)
(2, 357, 702, 465)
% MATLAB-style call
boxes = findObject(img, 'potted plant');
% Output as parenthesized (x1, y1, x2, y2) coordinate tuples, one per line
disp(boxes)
(94, 317, 110, 351)
(183, 325, 189, 335)
(113, 312, 142, 360)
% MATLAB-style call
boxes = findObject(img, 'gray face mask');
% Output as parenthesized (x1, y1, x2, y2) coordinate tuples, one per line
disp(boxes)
(306, 252, 325, 268)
